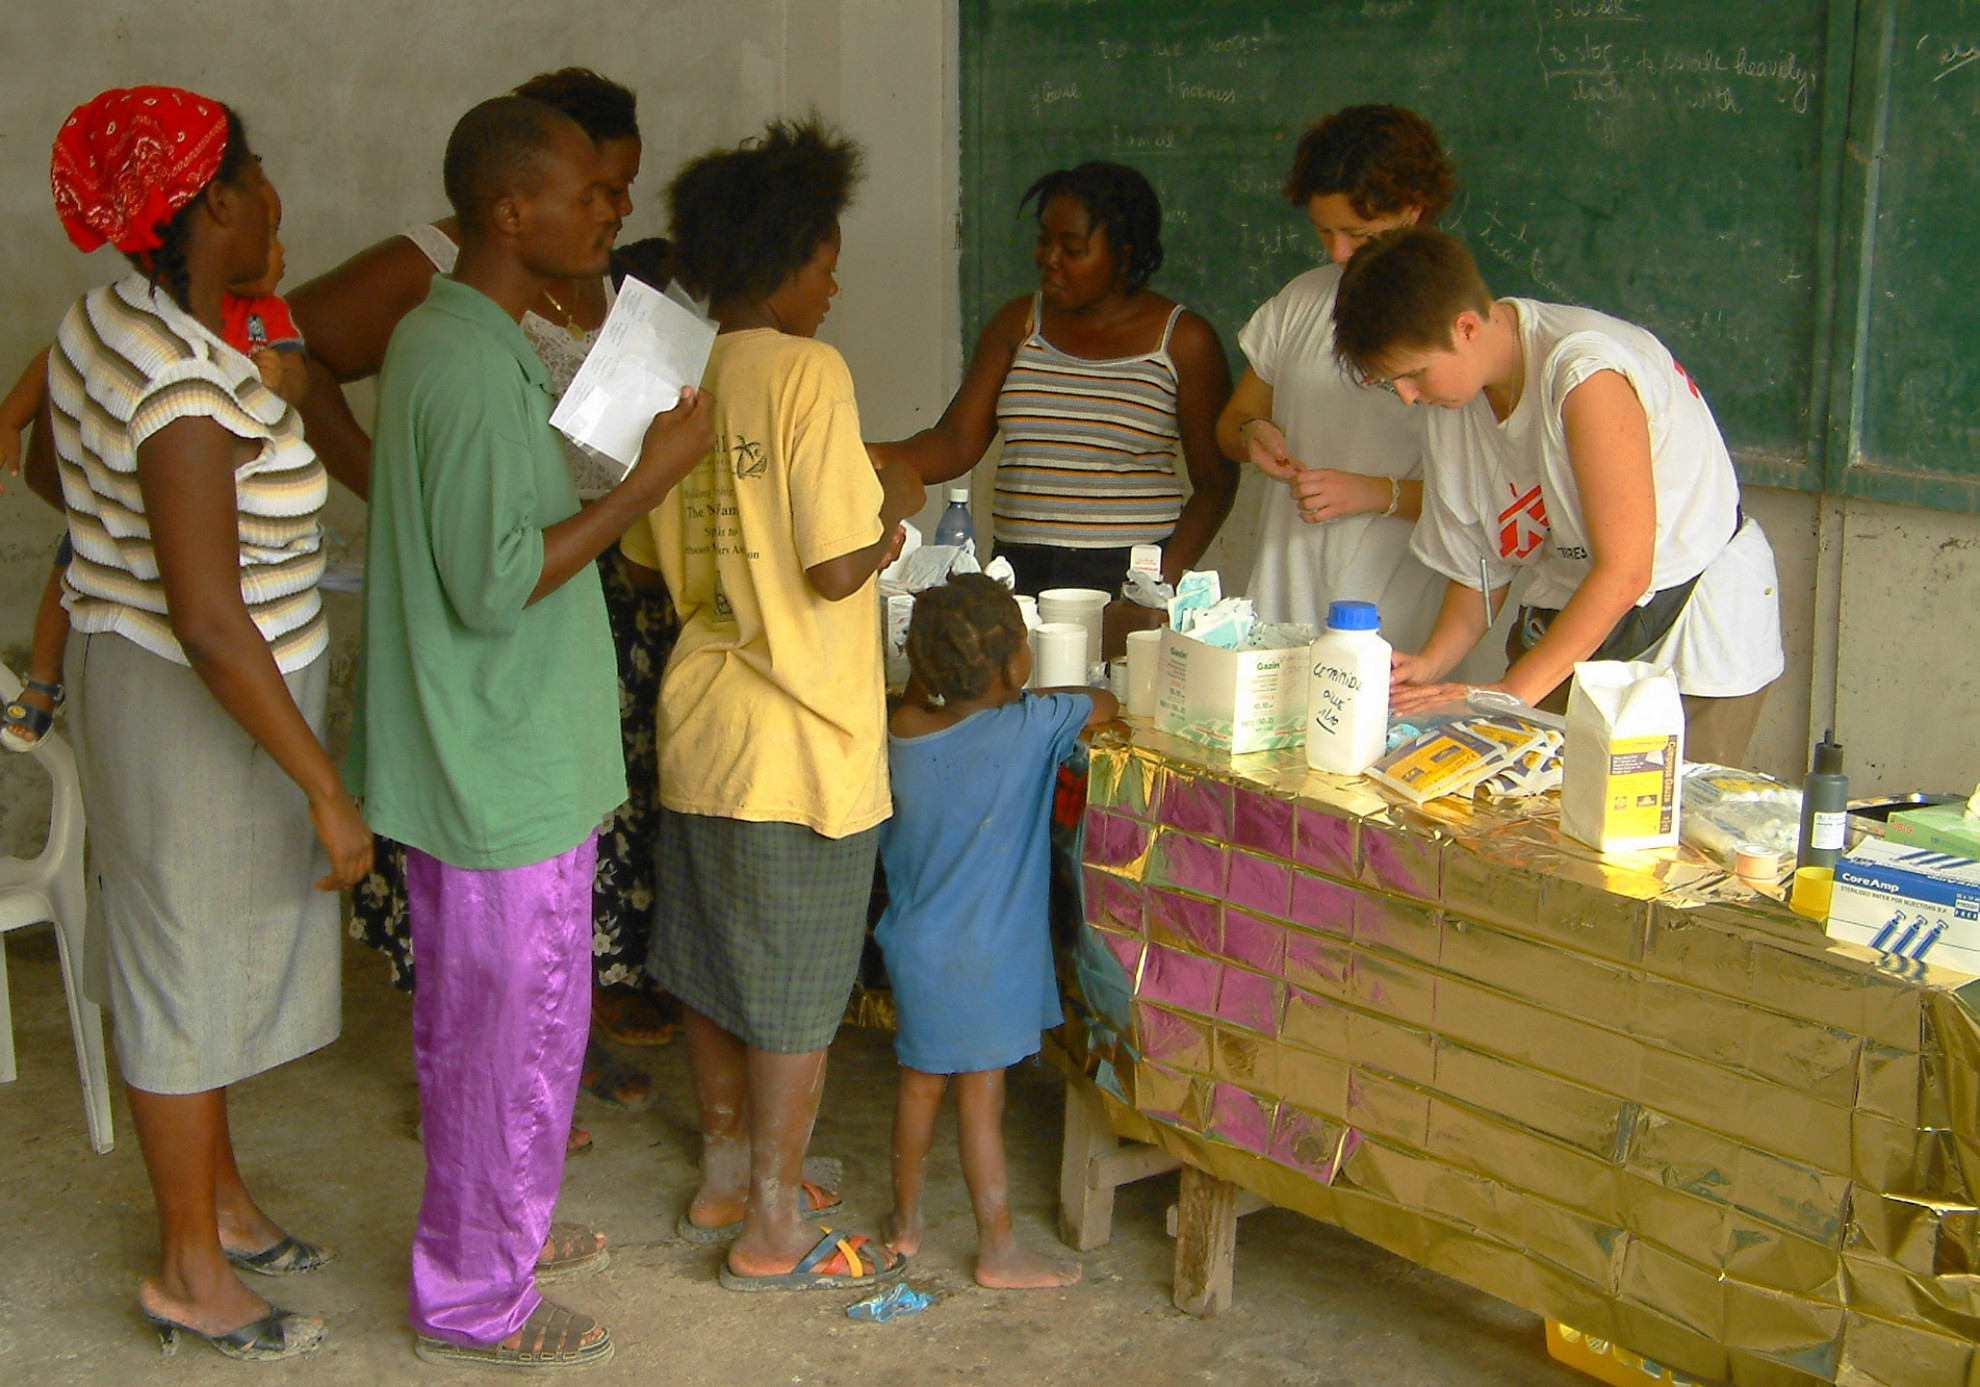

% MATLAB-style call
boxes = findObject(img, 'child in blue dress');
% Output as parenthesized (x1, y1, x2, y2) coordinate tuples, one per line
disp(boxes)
(877, 573, 1117, 1288)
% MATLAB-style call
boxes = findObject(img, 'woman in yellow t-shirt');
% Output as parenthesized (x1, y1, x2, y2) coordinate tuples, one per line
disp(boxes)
(620, 119, 924, 1291)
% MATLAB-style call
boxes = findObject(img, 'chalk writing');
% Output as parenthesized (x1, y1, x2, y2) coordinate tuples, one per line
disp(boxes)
(1450, 205, 1571, 300)
(1165, 66, 1238, 104)
(1932, 37, 1980, 82)
(1028, 79, 1080, 116)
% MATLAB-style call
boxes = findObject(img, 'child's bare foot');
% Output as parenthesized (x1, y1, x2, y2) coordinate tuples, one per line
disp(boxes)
(880, 1209, 923, 1257)
(974, 1244, 1081, 1290)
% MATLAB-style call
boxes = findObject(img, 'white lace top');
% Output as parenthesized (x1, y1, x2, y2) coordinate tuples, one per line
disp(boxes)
(400, 223, 622, 498)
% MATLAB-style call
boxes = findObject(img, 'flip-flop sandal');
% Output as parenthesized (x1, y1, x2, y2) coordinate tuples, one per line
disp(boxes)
(414, 1299, 613, 1369)
(225, 1233, 337, 1277)
(578, 1047, 655, 1113)
(1, 679, 63, 753)
(717, 1228, 908, 1293)
(591, 989, 677, 1047)
(536, 1222, 610, 1284)
(676, 1178, 843, 1244)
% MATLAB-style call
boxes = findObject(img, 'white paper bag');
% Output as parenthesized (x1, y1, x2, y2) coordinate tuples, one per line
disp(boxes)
(1561, 661, 1685, 853)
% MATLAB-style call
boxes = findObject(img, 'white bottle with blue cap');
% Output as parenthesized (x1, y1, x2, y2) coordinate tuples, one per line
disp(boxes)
(1305, 600, 1392, 775)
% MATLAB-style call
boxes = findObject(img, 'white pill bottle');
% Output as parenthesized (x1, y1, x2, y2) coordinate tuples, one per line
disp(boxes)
(1305, 600, 1392, 775)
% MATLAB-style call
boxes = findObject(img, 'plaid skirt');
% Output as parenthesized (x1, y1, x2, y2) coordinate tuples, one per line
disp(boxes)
(648, 809, 880, 1053)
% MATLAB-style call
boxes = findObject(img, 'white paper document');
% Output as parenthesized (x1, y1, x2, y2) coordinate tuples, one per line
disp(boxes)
(550, 276, 717, 478)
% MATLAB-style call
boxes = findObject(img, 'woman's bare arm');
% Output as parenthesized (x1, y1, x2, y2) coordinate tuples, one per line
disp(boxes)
(865, 295, 1031, 485)
(287, 233, 445, 499)
(137, 415, 372, 889)
(1159, 311, 1237, 582)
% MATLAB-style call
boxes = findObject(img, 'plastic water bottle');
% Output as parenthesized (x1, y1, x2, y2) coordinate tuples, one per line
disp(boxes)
(933, 484, 974, 548)
(1305, 600, 1392, 775)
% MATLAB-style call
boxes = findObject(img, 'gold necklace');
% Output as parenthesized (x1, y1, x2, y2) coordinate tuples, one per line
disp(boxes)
(539, 282, 582, 336)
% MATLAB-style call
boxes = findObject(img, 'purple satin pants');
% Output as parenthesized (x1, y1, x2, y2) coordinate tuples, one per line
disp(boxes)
(404, 834, 596, 1346)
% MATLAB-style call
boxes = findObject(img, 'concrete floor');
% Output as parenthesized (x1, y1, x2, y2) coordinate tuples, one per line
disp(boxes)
(0, 924, 1597, 1387)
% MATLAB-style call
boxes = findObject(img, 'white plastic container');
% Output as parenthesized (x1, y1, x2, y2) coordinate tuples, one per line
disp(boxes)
(1037, 587, 1109, 666)
(1305, 600, 1392, 775)
(1032, 621, 1089, 687)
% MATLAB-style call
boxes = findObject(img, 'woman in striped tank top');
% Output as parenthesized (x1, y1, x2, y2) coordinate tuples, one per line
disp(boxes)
(872, 162, 1234, 595)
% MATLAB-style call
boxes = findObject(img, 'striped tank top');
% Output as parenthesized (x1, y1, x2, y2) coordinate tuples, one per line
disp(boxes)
(993, 294, 1186, 549)
(47, 274, 327, 673)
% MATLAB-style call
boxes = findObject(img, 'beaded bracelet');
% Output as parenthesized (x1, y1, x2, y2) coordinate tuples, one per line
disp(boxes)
(1382, 475, 1401, 517)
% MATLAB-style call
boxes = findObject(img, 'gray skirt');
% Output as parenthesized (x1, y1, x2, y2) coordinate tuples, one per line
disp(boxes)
(648, 808, 879, 1053)
(68, 632, 340, 1094)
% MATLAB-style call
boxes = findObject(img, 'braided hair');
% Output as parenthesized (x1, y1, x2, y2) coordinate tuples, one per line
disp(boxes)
(1019, 161, 1164, 295)
(138, 106, 255, 312)
(905, 573, 1028, 706)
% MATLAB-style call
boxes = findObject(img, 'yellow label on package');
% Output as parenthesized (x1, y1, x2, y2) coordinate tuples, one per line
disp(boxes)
(1366, 725, 1505, 805)
(1601, 734, 1679, 840)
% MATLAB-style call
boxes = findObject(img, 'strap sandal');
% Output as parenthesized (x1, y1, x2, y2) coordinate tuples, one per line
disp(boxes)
(677, 1177, 842, 1244)
(536, 1222, 610, 1284)
(578, 1045, 656, 1113)
(142, 1304, 326, 1361)
(718, 1227, 908, 1293)
(414, 1299, 614, 1370)
(225, 1233, 337, 1277)
(590, 987, 677, 1047)
(1, 679, 63, 753)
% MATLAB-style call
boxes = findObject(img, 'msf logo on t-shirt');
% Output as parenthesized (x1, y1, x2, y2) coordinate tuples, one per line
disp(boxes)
(1499, 484, 1549, 560)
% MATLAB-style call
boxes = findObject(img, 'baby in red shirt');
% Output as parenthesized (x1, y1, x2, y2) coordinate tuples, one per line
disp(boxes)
(0, 193, 308, 750)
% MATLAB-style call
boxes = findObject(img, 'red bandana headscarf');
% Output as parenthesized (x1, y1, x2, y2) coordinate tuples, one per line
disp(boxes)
(50, 87, 231, 256)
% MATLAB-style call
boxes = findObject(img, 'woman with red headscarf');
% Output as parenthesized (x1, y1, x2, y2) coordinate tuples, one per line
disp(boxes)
(28, 88, 372, 1361)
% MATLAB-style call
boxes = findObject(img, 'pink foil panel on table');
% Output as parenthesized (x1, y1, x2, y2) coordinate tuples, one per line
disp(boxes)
(1269, 1105, 1358, 1183)
(1135, 1060, 1197, 1126)
(1085, 808, 1151, 871)
(1283, 933, 1352, 998)
(1228, 850, 1293, 919)
(1233, 787, 1296, 860)
(1282, 985, 1351, 1055)
(1216, 964, 1284, 1036)
(1210, 1081, 1275, 1155)
(1084, 866, 1145, 935)
(1141, 942, 1221, 1017)
(1222, 907, 1290, 973)
(1147, 887, 1221, 955)
(1149, 829, 1229, 897)
(1359, 819, 1443, 900)
(1290, 869, 1357, 938)
(1095, 927, 1144, 982)
(1135, 1000, 1213, 1074)
(1296, 803, 1357, 879)
(1155, 770, 1233, 838)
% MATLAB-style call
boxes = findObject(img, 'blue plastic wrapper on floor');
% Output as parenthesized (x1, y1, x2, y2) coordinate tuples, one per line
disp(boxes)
(846, 1282, 933, 1322)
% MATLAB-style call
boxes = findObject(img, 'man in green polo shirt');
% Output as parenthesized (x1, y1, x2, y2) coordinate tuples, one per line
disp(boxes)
(347, 96, 710, 1370)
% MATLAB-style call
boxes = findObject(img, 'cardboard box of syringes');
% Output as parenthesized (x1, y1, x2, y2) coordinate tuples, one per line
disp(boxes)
(1826, 837, 1980, 975)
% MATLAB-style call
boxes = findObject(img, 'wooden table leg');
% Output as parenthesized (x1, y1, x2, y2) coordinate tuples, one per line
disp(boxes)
(1059, 1075, 1120, 1251)
(1172, 1164, 1239, 1317)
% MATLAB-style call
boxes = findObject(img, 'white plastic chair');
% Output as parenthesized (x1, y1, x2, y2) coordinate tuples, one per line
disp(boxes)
(0, 662, 113, 1153)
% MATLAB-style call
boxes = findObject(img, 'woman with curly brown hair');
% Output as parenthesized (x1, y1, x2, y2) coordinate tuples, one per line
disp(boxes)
(1214, 105, 1462, 658)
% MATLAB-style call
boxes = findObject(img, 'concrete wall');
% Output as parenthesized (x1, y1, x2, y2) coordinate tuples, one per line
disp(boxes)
(0, 0, 961, 856)
(3, 3, 1974, 863)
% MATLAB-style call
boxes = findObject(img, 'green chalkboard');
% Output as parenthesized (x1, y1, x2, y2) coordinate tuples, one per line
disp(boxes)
(961, 0, 1855, 493)
(1839, 0, 1980, 511)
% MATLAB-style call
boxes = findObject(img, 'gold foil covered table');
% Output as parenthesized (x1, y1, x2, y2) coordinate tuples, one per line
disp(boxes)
(1062, 723, 1980, 1387)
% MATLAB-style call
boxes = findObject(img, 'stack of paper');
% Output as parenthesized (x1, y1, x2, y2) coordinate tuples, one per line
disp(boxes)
(549, 276, 717, 479)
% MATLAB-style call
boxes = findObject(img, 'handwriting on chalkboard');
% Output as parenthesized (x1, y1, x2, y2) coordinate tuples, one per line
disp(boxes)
(1535, 6, 1819, 118)
(1930, 36, 1980, 81)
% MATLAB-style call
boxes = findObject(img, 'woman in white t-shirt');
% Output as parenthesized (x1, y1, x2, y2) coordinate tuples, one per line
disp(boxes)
(1331, 227, 1784, 766)
(1214, 106, 1457, 657)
